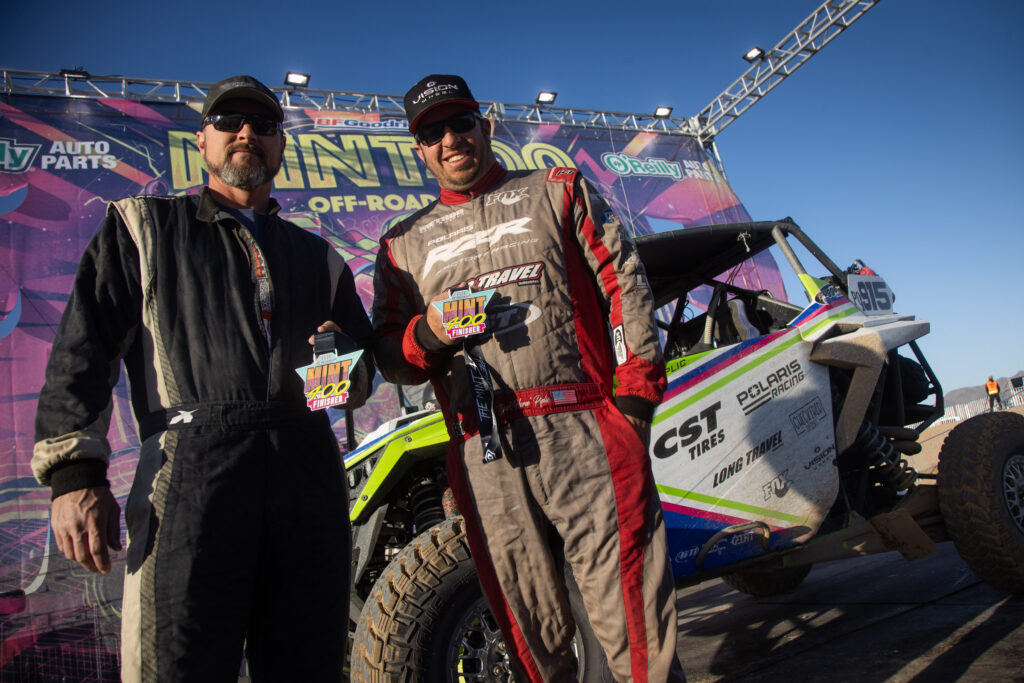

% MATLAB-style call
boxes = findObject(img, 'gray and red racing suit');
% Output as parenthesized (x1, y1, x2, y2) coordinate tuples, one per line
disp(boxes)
(372, 164, 681, 682)
(33, 189, 373, 682)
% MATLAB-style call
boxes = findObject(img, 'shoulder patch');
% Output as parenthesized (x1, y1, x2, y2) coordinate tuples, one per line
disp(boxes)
(546, 167, 577, 184)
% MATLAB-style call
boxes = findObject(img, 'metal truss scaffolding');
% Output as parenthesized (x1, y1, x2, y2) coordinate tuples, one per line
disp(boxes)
(0, 69, 703, 138)
(695, 0, 880, 141)
(3, 0, 880, 145)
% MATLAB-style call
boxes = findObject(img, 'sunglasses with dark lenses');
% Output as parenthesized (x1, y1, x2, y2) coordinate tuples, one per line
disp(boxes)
(415, 112, 481, 146)
(203, 113, 281, 136)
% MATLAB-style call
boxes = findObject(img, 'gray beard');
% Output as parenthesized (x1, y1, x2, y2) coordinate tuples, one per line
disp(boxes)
(207, 145, 280, 191)
(215, 159, 273, 190)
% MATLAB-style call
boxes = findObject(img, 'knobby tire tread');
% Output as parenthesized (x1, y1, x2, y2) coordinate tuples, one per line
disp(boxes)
(937, 411, 1024, 595)
(351, 517, 472, 682)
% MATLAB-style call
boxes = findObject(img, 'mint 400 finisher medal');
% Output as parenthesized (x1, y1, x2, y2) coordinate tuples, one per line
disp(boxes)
(295, 332, 363, 411)
(432, 287, 497, 340)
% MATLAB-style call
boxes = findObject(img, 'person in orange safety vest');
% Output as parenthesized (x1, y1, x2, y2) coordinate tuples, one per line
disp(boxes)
(986, 376, 1004, 412)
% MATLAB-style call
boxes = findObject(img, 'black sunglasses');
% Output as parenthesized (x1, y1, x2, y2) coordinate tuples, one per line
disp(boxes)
(203, 113, 281, 136)
(415, 111, 481, 146)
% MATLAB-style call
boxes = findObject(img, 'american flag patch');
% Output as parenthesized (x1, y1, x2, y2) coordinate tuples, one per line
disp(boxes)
(551, 389, 577, 406)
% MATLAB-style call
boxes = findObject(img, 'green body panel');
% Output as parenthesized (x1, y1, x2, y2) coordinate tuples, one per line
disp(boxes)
(348, 412, 451, 522)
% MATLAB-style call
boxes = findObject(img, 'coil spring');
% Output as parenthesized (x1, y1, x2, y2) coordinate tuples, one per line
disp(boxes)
(409, 479, 445, 533)
(852, 422, 917, 491)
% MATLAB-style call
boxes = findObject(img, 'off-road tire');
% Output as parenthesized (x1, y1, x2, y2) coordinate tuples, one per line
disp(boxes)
(350, 517, 477, 682)
(937, 411, 1024, 595)
(350, 516, 612, 682)
(721, 563, 812, 597)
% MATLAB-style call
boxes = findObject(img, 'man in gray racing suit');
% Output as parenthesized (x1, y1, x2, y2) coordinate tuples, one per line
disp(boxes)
(32, 75, 373, 682)
(372, 74, 683, 682)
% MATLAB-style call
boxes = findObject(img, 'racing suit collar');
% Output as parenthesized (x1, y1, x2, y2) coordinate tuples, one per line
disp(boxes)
(196, 187, 282, 222)
(439, 164, 507, 205)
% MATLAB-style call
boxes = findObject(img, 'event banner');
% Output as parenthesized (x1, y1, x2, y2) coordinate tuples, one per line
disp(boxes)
(0, 92, 782, 677)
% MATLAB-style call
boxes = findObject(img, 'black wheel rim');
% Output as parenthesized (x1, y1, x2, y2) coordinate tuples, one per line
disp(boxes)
(442, 596, 585, 682)
(444, 596, 512, 682)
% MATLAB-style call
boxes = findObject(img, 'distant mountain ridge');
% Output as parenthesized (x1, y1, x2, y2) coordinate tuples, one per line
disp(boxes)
(944, 370, 1024, 406)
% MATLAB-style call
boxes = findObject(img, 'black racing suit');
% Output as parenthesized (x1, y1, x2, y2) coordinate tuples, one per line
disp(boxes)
(33, 189, 373, 682)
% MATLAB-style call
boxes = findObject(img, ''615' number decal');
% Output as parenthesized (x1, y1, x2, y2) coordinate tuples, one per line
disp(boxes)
(848, 275, 893, 315)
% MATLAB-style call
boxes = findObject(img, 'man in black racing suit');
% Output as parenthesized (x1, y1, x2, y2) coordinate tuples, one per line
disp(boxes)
(32, 75, 374, 682)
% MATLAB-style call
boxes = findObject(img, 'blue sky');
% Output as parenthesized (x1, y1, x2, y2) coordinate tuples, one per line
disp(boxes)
(5, 0, 1022, 393)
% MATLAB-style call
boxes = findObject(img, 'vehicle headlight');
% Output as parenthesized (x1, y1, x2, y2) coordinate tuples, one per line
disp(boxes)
(346, 449, 382, 502)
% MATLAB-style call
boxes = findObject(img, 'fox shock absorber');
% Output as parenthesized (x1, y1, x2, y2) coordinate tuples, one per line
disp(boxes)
(408, 478, 446, 533)
(852, 421, 918, 492)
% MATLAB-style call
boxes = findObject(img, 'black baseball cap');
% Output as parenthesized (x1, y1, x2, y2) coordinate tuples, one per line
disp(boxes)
(403, 74, 480, 134)
(201, 75, 284, 122)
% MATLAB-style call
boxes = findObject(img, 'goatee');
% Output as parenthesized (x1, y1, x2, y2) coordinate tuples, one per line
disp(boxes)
(209, 144, 279, 191)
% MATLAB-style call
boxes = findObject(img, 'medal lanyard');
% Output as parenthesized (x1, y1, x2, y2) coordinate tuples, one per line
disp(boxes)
(238, 228, 273, 352)
(463, 341, 502, 463)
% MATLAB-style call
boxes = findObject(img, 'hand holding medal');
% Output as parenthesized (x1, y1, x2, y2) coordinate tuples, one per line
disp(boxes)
(296, 329, 365, 411)
(430, 287, 497, 341)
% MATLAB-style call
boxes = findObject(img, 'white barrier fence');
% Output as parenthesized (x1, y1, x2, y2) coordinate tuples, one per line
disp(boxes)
(935, 385, 1024, 426)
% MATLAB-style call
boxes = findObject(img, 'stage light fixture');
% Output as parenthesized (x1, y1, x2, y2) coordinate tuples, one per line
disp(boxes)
(743, 47, 766, 63)
(536, 91, 557, 105)
(60, 67, 91, 79)
(285, 72, 310, 88)
(653, 106, 673, 118)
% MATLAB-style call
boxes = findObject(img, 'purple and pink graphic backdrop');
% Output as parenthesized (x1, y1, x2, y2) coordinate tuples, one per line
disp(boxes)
(0, 94, 782, 677)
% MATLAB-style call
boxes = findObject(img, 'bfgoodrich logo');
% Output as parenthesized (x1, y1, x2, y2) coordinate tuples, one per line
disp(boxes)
(0, 138, 41, 173)
(314, 117, 407, 131)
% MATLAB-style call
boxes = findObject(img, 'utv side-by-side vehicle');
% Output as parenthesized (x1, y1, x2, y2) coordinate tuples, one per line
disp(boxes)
(342, 219, 1024, 681)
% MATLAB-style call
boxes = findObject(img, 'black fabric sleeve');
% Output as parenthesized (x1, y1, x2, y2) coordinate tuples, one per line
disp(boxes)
(413, 315, 455, 354)
(329, 254, 377, 387)
(33, 203, 143, 487)
(614, 395, 657, 423)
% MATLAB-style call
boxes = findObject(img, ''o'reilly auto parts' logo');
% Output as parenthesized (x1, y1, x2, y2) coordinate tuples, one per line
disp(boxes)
(602, 152, 682, 180)
(0, 138, 41, 173)
(736, 360, 804, 416)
